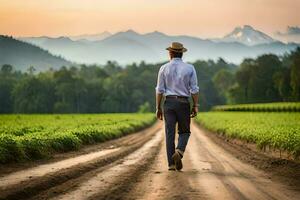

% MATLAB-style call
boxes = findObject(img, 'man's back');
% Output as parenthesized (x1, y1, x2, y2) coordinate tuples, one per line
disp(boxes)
(156, 58, 198, 97)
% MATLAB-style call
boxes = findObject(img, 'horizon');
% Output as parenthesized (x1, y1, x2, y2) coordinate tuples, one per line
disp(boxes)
(0, 0, 299, 41)
(1, 0, 300, 68)
(3, 24, 300, 42)
(6, 26, 299, 44)
(11, 26, 259, 38)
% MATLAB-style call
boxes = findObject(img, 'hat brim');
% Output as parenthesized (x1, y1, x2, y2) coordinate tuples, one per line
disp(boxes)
(166, 47, 187, 53)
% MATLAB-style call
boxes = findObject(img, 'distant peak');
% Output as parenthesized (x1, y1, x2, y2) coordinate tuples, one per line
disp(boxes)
(233, 26, 242, 31)
(222, 25, 275, 46)
(151, 30, 163, 34)
(232, 25, 254, 33)
(144, 31, 166, 36)
(124, 29, 139, 34)
(243, 25, 254, 30)
(57, 36, 70, 40)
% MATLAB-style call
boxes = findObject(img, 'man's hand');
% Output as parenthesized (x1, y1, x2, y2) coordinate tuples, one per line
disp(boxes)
(190, 106, 198, 118)
(156, 108, 163, 120)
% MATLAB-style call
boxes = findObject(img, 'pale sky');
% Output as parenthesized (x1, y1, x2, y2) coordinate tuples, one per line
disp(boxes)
(0, 0, 299, 38)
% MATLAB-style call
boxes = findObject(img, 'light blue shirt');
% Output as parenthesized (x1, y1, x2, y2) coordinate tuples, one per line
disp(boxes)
(155, 58, 199, 97)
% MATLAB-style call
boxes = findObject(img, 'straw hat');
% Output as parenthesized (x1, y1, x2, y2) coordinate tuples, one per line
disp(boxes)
(166, 42, 187, 53)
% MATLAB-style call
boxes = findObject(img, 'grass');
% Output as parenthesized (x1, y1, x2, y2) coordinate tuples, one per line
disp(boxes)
(196, 112, 300, 158)
(0, 113, 155, 163)
(212, 102, 300, 112)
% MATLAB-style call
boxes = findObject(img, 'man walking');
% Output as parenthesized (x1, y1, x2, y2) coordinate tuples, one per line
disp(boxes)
(155, 42, 199, 171)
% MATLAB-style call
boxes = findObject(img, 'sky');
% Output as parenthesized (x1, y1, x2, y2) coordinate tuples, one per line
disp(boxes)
(0, 0, 299, 39)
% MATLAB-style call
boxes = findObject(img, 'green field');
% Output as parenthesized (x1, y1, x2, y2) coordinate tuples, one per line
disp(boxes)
(196, 112, 300, 158)
(0, 114, 155, 163)
(212, 102, 300, 112)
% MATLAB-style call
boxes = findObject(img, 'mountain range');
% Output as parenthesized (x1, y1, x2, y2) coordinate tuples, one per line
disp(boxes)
(1, 25, 298, 72)
(69, 31, 112, 41)
(11, 25, 300, 66)
(0, 35, 72, 71)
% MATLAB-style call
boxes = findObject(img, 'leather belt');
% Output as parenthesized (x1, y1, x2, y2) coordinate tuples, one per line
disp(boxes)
(166, 95, 189, 99)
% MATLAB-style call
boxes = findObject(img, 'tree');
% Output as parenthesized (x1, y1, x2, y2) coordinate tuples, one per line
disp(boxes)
(273, 68, 292, 101)
(12, 77, 55, 113)
(290, 47, 300, 100)
(0, 66, 15, 113)
(1, 64, 13, 74)
(234, 58, 255, 103)
(232, 55, 282, 103)
(212, 69, 235, 103)
(250, 54, 281, 102)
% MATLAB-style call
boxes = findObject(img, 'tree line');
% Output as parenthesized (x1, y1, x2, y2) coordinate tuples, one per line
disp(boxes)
(0, 47, 299, 113)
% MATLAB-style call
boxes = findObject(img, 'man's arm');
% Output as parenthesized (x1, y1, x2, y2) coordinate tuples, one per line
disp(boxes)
(155, 66, 165, 120)
(191, 93, 199, 107)
(190, 93, 199, 118)
(190, 65, 200, 118)
(156, 93, 163, 120)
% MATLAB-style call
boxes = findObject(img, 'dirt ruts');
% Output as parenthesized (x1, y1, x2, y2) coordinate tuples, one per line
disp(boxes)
(0, 121, 299, 200)
(0, 122, 162, 200)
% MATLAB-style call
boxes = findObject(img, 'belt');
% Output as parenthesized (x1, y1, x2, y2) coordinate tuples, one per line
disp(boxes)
(166, 95, 189, 99)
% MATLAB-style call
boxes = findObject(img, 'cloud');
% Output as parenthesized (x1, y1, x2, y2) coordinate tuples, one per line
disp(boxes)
(277, 26, 300, 36)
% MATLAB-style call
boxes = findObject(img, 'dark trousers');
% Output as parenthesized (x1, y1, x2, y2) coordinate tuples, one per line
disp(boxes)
(163, 98, 191, 166)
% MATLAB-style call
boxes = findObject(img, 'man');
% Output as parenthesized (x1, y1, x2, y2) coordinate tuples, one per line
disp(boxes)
(155, 42, 199, 171)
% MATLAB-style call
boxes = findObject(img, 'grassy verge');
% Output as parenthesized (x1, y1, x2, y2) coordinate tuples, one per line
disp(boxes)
(212, 102, 300, 112)
(0, 113, 155, 163)
(196, 112, 300, 159)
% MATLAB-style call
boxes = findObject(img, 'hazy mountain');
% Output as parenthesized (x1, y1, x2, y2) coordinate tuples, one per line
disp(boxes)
(69, 31, 112, 41)
(220, 25, 275, 46)
(19, 27, 299, 65)
(18, 36, 53, 46)
(0, 35, 72, 71)
(275, 26, 300, 43)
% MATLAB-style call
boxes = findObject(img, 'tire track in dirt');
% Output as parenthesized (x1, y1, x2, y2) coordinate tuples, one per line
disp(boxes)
(0, 123, 162, 200)
(118, 122, 300, 200)
(45, 130, 163, 200)
(1, 121, 299, 200)
(190, 123, 299, 200)
(122, 141, 208, 200)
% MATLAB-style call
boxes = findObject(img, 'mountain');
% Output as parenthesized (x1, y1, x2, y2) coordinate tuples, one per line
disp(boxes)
(69, 31, 112, 41)
(220, 25, 275, 46)
(0, 35, 72, 71)
(19, 28, 299, 65)
(274, 26, 300, 43)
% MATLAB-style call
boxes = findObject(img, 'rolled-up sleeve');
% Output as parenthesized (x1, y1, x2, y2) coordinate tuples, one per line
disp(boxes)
(189, 66, 199, 94)
(155, 67, 165, 94)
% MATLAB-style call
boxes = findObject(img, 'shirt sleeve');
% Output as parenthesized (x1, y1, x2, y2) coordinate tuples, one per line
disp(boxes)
(189, 65, 199, 94)
(155, 66, 165, 94)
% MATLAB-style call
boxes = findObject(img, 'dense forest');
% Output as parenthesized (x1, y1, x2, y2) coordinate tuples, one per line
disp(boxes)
(0, 47, 299, 113)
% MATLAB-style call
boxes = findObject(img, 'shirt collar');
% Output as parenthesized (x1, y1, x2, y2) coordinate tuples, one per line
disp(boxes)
(171, 58, 182, 62)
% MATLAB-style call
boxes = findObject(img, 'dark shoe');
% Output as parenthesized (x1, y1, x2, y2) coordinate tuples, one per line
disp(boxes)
(172, 150, 183, 171)
(168, 165, 176, 171)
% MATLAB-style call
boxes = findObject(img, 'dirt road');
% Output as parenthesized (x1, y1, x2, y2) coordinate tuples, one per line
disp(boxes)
(0, 122, 299, 200)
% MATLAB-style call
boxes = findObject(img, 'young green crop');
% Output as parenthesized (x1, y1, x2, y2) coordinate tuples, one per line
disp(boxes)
(212, 102, 300, 112)
(0, 114, 155, 163)
(196, 112, 300, 158)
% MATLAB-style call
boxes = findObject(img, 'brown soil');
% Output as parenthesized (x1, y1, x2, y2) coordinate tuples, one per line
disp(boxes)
(0, 122, 162, 200)
(0, 121, 299, 200)
(193, 122, 300, 189)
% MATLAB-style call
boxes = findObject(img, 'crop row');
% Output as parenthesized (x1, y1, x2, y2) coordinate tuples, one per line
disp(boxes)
(0, 114, 155, 163)
(196, 112, 300, 158)
(212, 102, 300, 112)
